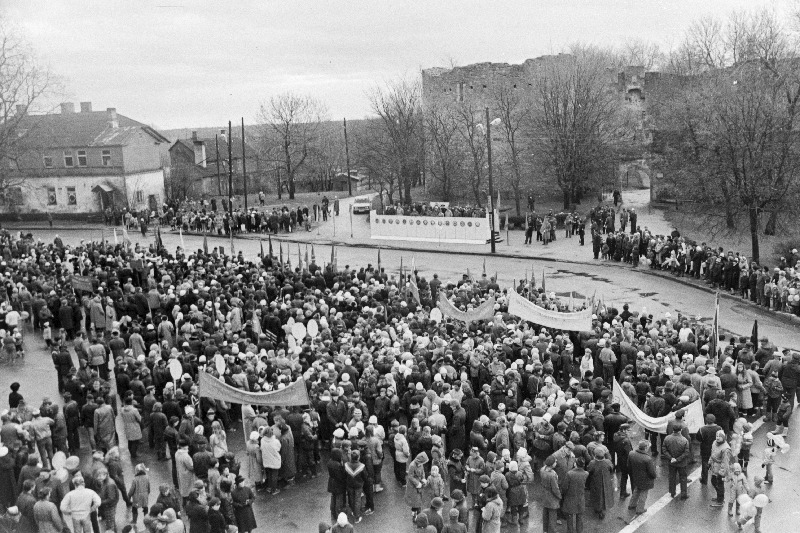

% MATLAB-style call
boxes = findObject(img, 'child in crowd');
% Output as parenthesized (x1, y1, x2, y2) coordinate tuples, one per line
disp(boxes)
(43, 321, 52, 347)
(427, 465, 445, 501)
(739, 423, 753, 474)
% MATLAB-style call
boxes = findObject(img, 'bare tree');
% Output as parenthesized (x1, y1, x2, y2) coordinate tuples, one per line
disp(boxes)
(367, 77, 423, 203)
(530, 48, 627, 208)
(257, 92, 327, 199)
(619, 38, 665, 70)
(354, 118, 400, 206)
(453, 102, 487, 206)
(424, 101, 462, 202)
(0, 25, 59, 205)
(651, 9, 800, 262)
(492, 83, 532, 215)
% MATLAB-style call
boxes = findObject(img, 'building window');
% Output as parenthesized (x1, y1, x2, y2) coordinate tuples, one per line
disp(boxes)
(135, 190, 144, 203)
(77, 150, 87, 167)
(47, 187, 57, 205)
(102, 150, 111, 166)
(43, 156, 53, 168)
(63, 151, 74, 167)
(67, 187, 77, 205)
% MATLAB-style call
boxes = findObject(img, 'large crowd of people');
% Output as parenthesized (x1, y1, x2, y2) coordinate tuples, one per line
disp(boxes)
(0, 227, 795, 533)
(587, 206, 800, 318)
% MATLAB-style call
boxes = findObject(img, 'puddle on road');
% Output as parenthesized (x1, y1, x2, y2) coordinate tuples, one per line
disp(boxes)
(555, 291, 587, 299)
(555, 269, 612, 284)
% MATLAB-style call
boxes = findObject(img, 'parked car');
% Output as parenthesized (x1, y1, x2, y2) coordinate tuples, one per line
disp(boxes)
(352, 197, 372, 214)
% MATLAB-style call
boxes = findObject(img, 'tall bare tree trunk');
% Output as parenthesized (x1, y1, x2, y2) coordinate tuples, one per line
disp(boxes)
(749, 206, 760, 264)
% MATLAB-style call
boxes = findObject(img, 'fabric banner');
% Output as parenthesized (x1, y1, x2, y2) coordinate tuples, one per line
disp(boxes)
(506, 289, 592, 331)
(71, 276, 94, 292)
(437, 292, 495, 323)
(612, 378, 704, 434)
(198, 371, 310, 406)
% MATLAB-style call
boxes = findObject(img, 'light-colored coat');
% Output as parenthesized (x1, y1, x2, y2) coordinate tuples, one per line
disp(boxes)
(175, 449, 195, 497)
(128, 472, 150, 508)
(121, 405, 142, 441)
(481, 496, 503, 533)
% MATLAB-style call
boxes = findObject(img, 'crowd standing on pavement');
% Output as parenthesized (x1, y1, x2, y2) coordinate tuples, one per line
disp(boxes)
(0, 226, 795, 533)
(587, 205, 800, 319)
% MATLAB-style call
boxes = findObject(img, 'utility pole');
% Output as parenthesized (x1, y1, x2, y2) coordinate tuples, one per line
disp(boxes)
(343, 117, 352, 196)
(215, 135, 222, 195)
(486, 107, 496, 254)
(241, 118, 248, 210)
(228, 120, 233, 219)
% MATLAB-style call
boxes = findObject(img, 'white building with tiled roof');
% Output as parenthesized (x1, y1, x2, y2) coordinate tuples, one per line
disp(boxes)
(3, 101, 170, 215)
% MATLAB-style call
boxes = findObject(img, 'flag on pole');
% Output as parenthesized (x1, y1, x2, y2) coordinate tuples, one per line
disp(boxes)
(268, 234, 274, 258)
(203, 234, 209, 254)
(311, 245, 316, 262)
(542, 269, 546, 293)
(400, 256, 404, 280)
(279, 243, 284, 267)
(711, 291, 720, 361)
(411, 256, 417, 277)
(531, 267, 536, 290)
(304, 245, 309, 267)
(229, 229, 234, 256)
(482, 258, 486, 276)
(157, 226, 164, 253)
(179, 227, 186, 250)
(260, 240, 264, 258)
(121, 226, 131, 248)
(113, 228, 118, 245)
(331, 245, 336, 272)
(751, 319, 758, 347)
(297, 244, 302, 266)
(377, 248, 382, 273)
(409, 277, 421, 305)
(494, 189, 501, 236)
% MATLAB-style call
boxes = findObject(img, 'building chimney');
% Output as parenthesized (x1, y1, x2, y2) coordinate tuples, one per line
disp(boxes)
(107, 107, 118, 129)
(193, 141, 207, 168)
(15, 105, 25, 115)
(192, 131, 198, 141)
(80, 101, 92, 113)
(60, 102, 75, 114)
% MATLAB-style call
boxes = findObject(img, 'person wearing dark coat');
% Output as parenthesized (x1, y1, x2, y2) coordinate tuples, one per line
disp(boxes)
(560, 459, 589, 533)
(627, 440, 657, 514)
(185, 491, 209, 533)
(326, 448, 346, 523)
(231, 476, 256, 533)
(663, 424, 691, 499)
(540, 456, 561, 533)
(0, 449, 17, 510)
(586, 449, 615, 519)
(696, 415, 723, 484)
(15, 480, 37, 533)
(207, 498, 227, 533)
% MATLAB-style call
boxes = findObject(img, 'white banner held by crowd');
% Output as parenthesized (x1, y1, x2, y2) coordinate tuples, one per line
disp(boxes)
(506, 289, 592, 331)
(612, 378, 704, 434)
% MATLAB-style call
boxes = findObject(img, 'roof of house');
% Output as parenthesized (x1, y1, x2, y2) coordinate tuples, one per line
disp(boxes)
(16, 110, 169, 149)
(170, 137, 257, 163)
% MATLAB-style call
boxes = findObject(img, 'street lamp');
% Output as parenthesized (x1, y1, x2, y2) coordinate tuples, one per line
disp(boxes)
(476, 108, 501, 253)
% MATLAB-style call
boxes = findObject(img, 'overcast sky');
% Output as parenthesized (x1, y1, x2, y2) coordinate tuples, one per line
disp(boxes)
(3, 0, 793, 129)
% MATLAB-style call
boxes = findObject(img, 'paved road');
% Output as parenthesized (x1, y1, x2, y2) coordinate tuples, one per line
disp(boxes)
(2, 225, 796, 533)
